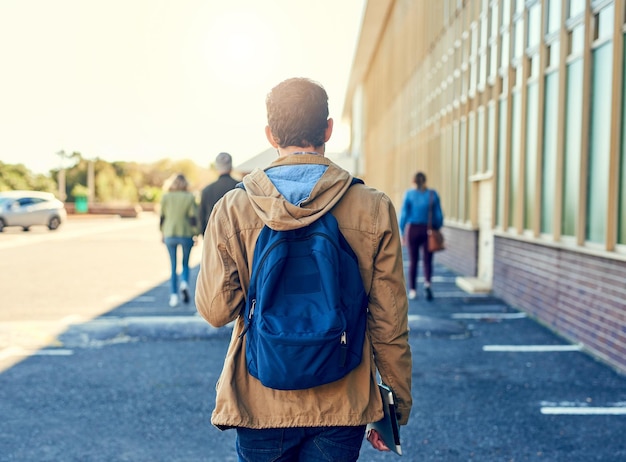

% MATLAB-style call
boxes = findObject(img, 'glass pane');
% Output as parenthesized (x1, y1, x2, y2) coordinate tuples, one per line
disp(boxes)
(547, 0, 561, 34)
(459, 119, 468, 221)
(468, 114, 476, 176)
(514, 20, 524, 58)
(528, 3, 542, 49)
(510, 90, 522, 228)
(586, 42, 613, 243)
(491, 1, 500, 39)
(562, 59, 583, 237)
(548, 41, 561, 68)
(490, 42, 499, 79)
(620, 36, 626, 244)
(502, 0, 511, 27)
(569, 24, 585, 56)
(568, 0, 585, 19)
(487, 101, 496, 171)
(481, 13, 489, 48)
(594, 5, 614, 42)
(501, 30, 510, 66)
(452, 122, 460, 218)
(477, 109, 486, 172)
(541, 72, 559, 234)
(479, 52, 487, 86)
(529, 54, 540, 78)
(525, 82, 539, 230)
(497, 98, 508, 226)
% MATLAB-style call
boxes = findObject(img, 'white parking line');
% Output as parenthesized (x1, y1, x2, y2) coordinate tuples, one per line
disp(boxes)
(32, 349, 74, 356)
(483, 344, 583, 352)
(453, 312, 527, 319)
(541, 407, 626, 415)
(0, 347, 73, 359)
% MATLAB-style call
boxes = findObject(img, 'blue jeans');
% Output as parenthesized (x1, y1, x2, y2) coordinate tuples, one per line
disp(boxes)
(235, 426, 366, 462)
(164, 236, 194, 294)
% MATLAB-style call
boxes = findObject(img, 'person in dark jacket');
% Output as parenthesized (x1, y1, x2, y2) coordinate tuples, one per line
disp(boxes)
(198, 152, 238, 235)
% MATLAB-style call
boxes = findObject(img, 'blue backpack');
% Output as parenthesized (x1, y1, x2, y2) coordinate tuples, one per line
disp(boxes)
(238, 180, 368, 390)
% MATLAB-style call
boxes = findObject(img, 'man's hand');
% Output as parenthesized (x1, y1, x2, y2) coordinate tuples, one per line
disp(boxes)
(366, 429, 390, 452)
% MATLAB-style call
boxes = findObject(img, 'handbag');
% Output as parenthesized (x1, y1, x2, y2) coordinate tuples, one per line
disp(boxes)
(427, 190, 445, 252)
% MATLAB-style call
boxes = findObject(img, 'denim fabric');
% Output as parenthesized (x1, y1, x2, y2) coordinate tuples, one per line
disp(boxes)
(164, 236, 194, 294)
(265, 164, 327, 206)
(236, 425, 366, 462)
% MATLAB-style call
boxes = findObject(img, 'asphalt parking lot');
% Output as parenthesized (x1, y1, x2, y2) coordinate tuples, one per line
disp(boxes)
(1, 261, 625, 461)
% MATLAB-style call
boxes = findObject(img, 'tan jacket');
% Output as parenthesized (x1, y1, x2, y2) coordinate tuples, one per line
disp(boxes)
(195, 154, 412, 429)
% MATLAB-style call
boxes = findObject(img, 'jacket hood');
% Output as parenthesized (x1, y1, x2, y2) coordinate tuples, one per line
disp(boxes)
(241, 154, 355, 231)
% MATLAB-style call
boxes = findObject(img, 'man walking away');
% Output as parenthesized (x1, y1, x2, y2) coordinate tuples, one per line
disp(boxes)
(198, 152, 238, 235)
(195, 77, 412, 461)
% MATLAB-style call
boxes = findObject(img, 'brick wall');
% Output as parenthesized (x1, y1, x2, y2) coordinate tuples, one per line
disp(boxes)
(493, 236, 626, 375)
(437, 226, 478, 277)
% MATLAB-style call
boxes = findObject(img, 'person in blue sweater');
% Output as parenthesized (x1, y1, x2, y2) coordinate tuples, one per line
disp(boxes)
(399, 172, 444, 301)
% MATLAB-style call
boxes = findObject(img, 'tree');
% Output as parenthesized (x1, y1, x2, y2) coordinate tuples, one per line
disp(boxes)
(0, 162, 57, 194)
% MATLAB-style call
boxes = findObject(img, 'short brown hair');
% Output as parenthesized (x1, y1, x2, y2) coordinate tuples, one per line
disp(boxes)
(265, 78, 329, 148)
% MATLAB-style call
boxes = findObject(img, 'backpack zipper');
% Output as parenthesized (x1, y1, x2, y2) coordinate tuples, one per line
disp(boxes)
(340, 331, 347, 366)
(238, 299, 255, 339)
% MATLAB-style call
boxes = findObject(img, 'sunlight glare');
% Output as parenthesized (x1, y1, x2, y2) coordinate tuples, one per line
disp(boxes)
(203, 9, 278, 87)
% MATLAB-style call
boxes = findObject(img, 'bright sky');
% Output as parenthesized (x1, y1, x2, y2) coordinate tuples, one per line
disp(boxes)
(0, 0, 365, 174)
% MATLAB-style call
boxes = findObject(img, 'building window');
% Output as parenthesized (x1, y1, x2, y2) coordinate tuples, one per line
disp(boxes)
(477, 107, 486, 173)
(501, 31, 510, 74)
(487, 101, 496, 172)
(568, 0, 585, 19)
(620, 35, 626, 245)
(562, 59, 583, 237)
(525, 82, 539, 230)
(490, 0, 500, 40)
(547, 0, 561, 34)
(469, 113, 477, 177)
(513, 19, 525, 59)
(586, 41, 613, 243)
(547, 41, 561, 68)
(459, 118, 468, 222)
(452, 121, 460, 218)
(592, 3, 614, 42)
(502, 0, 511, 27)
(527, 2, 542, 49)
(497, 98, 508, 227)
(542, 72, 559, 235)
(470, 24, 479, 94)
(568, 24, 585, 55)
(510, 90, 522, 228)
(489, 39, 499, 81)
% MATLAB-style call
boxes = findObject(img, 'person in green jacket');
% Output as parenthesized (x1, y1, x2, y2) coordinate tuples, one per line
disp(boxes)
(160, 173, 198, 307)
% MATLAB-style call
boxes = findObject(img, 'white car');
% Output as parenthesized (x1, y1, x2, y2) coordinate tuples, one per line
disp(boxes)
(0, 190, 67, 232)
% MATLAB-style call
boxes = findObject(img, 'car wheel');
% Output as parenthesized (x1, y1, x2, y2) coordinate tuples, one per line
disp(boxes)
(48, 216, 61, 230)
(0, 218, 5, 232)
